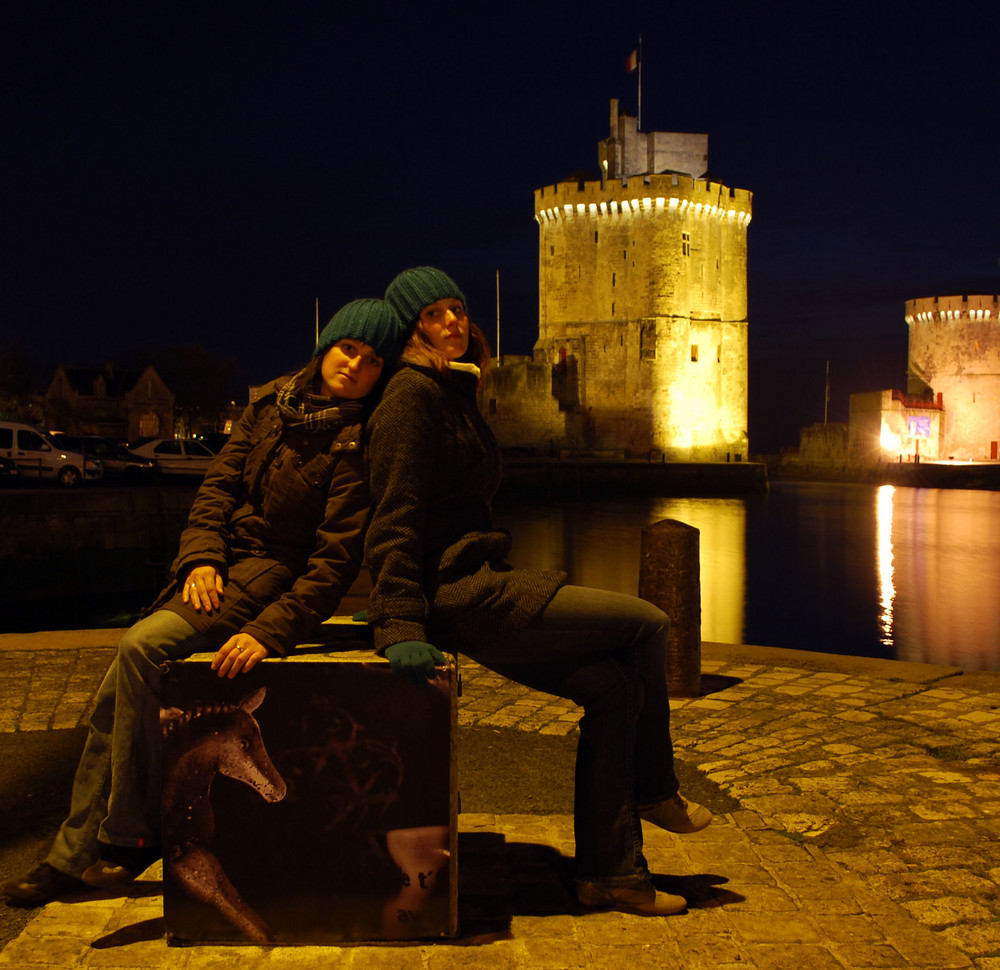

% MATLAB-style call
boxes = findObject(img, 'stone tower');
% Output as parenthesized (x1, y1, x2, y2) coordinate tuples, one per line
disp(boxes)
(531, 99, 752, 460)
(905, 294, 1000, 459)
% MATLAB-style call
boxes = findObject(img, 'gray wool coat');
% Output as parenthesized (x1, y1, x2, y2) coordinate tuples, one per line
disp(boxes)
(364, 363, 565, 655)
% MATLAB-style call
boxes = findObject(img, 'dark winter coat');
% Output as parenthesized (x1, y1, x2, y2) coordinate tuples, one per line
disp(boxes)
(151, 377, 369, 655)
(364, 363, 564, 655)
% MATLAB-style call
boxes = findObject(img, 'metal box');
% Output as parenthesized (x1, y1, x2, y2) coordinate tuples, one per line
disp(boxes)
(160, 640, 457, 944)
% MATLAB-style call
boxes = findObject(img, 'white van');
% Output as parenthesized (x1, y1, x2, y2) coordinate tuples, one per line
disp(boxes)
(0, 421, 103, 486)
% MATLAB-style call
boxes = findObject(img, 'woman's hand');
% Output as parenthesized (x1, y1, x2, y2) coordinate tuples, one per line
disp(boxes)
(211, 633, 270, 679)
(385, 641, 447, 685)
(182, 565, 225, 614)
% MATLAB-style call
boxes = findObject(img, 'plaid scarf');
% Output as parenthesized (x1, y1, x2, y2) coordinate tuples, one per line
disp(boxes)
(276, 377, 364, 433)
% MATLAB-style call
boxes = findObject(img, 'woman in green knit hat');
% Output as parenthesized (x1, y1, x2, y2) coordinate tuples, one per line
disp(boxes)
(362, 267, 711, 918)
(3, 298, 408, 912)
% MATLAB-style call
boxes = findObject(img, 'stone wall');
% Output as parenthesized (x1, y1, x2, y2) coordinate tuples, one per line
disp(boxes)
(798, 422, 848, 463)
(478, 357, 581, 455)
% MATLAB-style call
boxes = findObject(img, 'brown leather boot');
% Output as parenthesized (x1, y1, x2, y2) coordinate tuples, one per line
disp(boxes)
(2, 863, 86, 907)
(577, 879, 687, 916)
(82, 844, 161, 888)
(640, 792, 713, 834)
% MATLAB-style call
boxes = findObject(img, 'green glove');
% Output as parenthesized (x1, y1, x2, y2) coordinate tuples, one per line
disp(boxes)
(352, 609, 368, 622)
(384, 641, 447, 685)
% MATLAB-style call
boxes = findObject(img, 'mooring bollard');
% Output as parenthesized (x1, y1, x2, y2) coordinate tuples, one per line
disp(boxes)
(638, 519, 701, 698)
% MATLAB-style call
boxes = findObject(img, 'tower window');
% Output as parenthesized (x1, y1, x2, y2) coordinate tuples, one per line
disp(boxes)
(682, 232, 691, 257)
(594, 231, 598, 243)
(691, 344, 699, 362)
(641, 324, 657, 360)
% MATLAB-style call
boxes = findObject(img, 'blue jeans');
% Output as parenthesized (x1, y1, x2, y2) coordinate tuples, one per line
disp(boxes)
(441, 585, 679, 888)
(47, 610, 213, 877)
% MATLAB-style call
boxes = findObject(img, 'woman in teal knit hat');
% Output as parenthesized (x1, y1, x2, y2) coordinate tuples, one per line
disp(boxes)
(3, 298, 408, 916)
(366, 267, 711, 918)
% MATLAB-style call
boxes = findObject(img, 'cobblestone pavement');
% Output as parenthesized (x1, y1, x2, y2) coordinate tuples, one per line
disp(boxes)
(2, 629, 999, 969)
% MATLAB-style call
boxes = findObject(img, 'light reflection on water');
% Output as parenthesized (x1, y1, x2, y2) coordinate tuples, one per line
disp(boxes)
(494, 482, 1000, 671)
(887, 487, 1000, 669)
(876, 485, 895, 648)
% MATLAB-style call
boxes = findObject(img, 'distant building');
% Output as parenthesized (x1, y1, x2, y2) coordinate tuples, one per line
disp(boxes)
(44, 363, 174, 441)
(480, 99, 752, 460)
(848, 390, 944, 462)
(846, 295, 999, 463)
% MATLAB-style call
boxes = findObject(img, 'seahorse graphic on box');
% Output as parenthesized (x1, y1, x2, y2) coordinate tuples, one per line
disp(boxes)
(160, 687, 286, 942)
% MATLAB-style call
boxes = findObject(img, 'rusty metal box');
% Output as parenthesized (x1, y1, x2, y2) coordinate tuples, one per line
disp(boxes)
(160, 638, 457, 944)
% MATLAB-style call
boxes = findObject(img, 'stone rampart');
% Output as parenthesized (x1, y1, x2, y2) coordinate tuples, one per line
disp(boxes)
(479, 359, 583, 454)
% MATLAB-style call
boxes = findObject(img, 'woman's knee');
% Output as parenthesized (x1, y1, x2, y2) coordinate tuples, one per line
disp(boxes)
(117, 623, 155, 668)
(631, 597, 669, 641)
(117, 611, 192, 670)
(570, 586, 670, 646)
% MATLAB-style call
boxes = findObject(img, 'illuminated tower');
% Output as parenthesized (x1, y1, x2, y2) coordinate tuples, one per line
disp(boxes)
(532, 99, 752, 460)
(905, 294, 1000, 459)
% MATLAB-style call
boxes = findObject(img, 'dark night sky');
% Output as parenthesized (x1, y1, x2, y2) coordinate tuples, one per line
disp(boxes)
(3, 1, 998, 451)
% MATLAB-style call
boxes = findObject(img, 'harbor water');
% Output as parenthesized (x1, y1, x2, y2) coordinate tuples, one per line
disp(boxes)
(494, 481, 1000, 672)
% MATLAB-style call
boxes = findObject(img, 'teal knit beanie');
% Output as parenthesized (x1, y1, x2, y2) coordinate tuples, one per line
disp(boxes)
(384, 267, 467, 328)
(313, 298, 408, 364)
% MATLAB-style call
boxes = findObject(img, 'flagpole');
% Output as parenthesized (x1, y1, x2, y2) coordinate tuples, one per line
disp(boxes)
(824, 360, 830, 424)
(495, 269, 501, 361)
(315, 298, 319, 345)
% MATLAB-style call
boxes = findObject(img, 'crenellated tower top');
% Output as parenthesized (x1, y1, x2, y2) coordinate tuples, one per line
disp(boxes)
(534, 174, 751, 227)
(905, 294, 999, 326)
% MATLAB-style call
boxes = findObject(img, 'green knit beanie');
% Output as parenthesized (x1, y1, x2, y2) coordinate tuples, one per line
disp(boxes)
(313, 298, 408, 364)
(384, 267, 467, 328)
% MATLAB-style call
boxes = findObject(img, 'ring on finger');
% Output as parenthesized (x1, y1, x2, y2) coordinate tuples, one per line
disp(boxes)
(235, 645, 244, 653)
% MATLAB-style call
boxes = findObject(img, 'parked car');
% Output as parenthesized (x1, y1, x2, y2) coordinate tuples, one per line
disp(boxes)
(0, 421, 103, 486)
(128, 437, 218, 477)
(50, 434, 158, 485)
(195, 432, 231, 454)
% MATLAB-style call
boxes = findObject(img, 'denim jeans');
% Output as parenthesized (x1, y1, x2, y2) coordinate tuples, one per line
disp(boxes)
(47, 610, 213, 877)
(440, 585, 679, 888)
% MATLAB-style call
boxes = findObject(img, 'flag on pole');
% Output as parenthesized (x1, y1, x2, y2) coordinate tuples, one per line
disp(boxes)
(626, 48, 638, 72)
